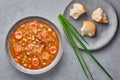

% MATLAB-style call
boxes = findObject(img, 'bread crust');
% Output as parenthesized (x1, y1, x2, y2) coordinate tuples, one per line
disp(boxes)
(70, 3, 87, 19)
(91, 8, 108, 23)
(81, 20, 96, 37)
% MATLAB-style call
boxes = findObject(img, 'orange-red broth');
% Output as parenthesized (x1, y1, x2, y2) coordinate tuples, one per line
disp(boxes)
(10, 20, 59, 69)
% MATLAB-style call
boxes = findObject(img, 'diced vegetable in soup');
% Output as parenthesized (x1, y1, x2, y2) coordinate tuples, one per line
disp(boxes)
(10, 20, 59, 69)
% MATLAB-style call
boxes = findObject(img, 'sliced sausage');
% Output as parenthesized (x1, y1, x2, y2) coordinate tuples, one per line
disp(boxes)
(32, 58, 40, 66)
(29, 22, 38, 30)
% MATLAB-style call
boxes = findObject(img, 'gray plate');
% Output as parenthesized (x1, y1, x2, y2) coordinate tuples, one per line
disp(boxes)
(64, 0, 118, 50)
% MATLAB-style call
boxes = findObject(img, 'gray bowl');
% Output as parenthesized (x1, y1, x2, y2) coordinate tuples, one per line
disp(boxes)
(5, 16, 63, 74)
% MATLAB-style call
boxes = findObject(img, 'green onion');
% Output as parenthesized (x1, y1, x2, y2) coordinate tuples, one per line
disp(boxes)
(24, 31, 29, 35)
(58, 14, 113, 80)
(58, 15, 93, 80)
(23, 55, 28, 61)
(27, 37, 32, 40)
(12, 41, 16, 47)
(21, 43, 25, 46)
(21, 47, 25, 51)
(50, 36, 54, 41)
(41, 27, 46, 31)
(33, 30, 37, 34)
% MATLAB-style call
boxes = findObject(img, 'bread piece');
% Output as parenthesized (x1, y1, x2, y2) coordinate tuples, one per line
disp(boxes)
(70, 3, 87, 19)
(81, 20, 96, 37)
(91, 8, 108, 23)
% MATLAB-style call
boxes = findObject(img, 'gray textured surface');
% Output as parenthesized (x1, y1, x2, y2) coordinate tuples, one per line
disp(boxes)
(0, 0, 120, 80)
(64, 0, 118, 50)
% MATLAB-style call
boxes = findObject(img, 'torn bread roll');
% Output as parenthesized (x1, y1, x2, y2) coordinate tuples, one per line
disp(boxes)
(81, 20, 96, 37)
(70, 3, 87, 19)
(91, 8, 108, 23)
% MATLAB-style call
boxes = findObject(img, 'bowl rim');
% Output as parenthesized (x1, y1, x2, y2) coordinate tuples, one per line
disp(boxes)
(5, 16, 63, 74)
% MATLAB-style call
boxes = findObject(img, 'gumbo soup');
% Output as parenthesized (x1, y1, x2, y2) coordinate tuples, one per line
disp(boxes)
(10, 20, 59, 69)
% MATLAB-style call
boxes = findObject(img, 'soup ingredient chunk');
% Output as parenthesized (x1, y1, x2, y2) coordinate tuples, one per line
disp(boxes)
(41, 52, 50, 60)
(32, 58, 40, 66)
(15, 31, 23, 39)
(49, 46, 57, 54)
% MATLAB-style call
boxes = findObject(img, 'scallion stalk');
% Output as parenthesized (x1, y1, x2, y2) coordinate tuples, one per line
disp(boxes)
(58, 15, 94, 80)
(58, 14, 113, 80)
